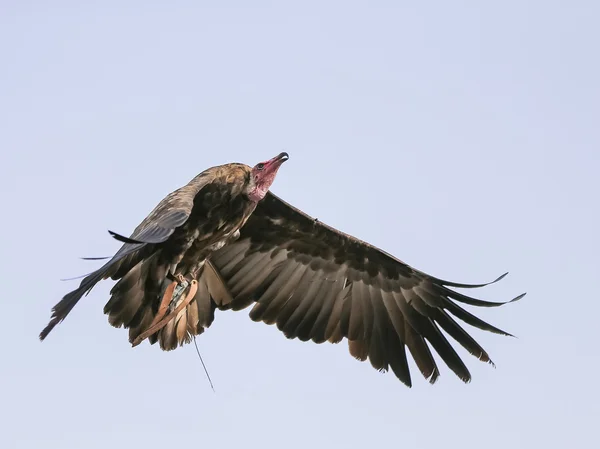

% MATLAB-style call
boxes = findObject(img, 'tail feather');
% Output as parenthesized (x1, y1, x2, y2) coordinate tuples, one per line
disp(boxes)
(128, 306, 154, 344)
(39, 267, 109, 341)
(175, 310, 191, 346)
(104, 262, 145, 328)
(40, 238, 149, 341)
(159, 317, 178, 350)
(186, 296, 200, 333)
(105, 254, 163, 332)
(107, 287, 144, 328)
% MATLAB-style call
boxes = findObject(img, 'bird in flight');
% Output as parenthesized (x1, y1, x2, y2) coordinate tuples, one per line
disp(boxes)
(40, 152, 524, 387)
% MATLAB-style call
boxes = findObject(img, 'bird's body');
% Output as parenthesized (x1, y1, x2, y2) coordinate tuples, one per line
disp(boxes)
(41, 152, 524, 387)
(104, 162, 262, 349)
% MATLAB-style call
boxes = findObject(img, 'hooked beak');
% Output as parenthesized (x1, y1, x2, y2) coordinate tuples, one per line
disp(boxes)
(273, 152, 289, 163)
(266, 152, 289, 169)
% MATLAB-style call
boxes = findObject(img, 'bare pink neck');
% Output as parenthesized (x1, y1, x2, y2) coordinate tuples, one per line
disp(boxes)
(247, 185, 269, 202)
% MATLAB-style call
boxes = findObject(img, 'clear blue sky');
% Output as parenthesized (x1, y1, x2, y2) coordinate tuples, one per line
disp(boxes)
(2, 1, 599, 448)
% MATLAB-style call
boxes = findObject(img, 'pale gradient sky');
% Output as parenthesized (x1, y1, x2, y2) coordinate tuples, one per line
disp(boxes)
(2, 1, 599, 448)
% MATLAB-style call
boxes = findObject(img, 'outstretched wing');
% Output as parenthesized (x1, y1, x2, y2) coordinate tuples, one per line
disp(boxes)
(210, 192, 524, 386)
(39, 173, 214, 341)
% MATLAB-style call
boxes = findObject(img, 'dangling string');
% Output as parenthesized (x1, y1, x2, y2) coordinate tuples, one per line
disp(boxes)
(193, 335, 215, 393)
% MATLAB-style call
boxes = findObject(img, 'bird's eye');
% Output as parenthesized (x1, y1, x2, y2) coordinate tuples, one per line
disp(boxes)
(256, 163, 265, 171)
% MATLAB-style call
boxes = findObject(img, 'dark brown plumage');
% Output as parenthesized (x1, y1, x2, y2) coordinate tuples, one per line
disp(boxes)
(40, 152, 524, 386)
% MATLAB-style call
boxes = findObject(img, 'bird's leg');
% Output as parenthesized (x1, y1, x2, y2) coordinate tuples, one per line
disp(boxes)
(130, 273, 188, 347)
(166, 272, 187, 284)
(170, 275, 190, 309)
(131, 279, 198, 347)
(150, 280, 178, 327)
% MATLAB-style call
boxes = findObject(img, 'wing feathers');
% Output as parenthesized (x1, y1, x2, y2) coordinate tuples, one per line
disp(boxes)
(383, 322, 412, 386)
(204, 260, 233, 307)
(309, 281, 348, 344)
(387, 290, 439, 382)
(207, 192, 523, 385)
(366, 286, 389, 372)
(444, 300, 514, 337)
(433, 309, 493, 365)
(249, 261, 306, 323)
(344, 282, 364, 341)
(295, 275, 341, 342)
(276, 268, 322, 336)
(233, 252, 288, 311)
(285, 273, 336, 341)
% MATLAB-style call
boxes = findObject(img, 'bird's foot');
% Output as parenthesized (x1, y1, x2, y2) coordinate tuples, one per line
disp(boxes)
(172, 277, 190, 304)
(131, 280, 198, 347)
(167, 272, 188, 285)
(130, 273, 194, 348)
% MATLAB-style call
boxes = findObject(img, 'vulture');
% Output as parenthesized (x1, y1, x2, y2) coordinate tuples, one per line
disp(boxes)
(40, 152, 524, 387)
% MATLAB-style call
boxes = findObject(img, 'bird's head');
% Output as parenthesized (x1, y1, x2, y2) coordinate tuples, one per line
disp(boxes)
(246, 152, 289, 201)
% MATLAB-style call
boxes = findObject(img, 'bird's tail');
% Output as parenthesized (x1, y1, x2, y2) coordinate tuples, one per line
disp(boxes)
(39, 265, 114, 341)
(40, 239, 148, 341)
